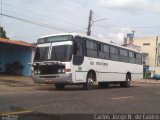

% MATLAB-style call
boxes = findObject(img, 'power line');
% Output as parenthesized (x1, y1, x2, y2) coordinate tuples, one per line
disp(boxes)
(3, 0, 88, 30)
(94, 25, 160, 29)
(93, 18, 109, 23)
(3, 2, 87, 30)
(1, 13, 78, 33)
(2, 8, 84, 33)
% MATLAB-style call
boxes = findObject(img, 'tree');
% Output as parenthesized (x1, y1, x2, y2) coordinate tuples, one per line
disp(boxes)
(0, 26, 9, 39)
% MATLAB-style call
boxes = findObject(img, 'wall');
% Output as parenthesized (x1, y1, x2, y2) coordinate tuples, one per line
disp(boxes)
(0, 43, 32, 76)
(133, 37, 157, 67)
(133, 36, 160, 74)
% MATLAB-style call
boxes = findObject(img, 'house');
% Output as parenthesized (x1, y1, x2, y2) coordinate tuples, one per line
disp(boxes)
(124, 36, 160, 77)
(0, 38, 35, 76)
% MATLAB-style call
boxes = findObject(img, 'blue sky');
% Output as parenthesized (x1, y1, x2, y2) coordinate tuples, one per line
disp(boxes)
(1, 0, 160, 44)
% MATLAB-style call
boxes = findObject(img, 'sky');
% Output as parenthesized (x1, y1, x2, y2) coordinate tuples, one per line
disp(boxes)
(1, 0, 160, 44)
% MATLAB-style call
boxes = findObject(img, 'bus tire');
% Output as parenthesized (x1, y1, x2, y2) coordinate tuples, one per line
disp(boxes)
(83, 73, 94, 90)
(98, 82, 109, 89)
(55, 84, 65, 90)
(120, 74, 131, 87)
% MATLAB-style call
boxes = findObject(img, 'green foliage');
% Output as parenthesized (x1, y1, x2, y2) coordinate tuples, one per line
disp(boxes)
(0, 27, 9, 39)
(145, 71, 151, 79)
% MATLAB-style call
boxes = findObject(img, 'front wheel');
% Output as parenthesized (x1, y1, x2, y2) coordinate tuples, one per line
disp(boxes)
(83, 74, 94, 90)
(55, 84, 65, 90)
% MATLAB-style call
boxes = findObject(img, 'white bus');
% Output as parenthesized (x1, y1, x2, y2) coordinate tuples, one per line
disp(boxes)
(31, 33, 143, 90)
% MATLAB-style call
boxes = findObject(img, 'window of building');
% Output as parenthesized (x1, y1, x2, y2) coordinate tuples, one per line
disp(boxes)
(158, 56, 160, 66)
(143, 43, 150, 46)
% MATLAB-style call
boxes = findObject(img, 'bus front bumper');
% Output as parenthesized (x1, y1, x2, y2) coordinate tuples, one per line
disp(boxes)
(32, 73, 72, 84)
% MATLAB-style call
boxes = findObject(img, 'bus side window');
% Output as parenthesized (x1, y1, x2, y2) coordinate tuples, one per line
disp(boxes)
(120, 49, 128, 62)
(73, 36, 84, 65)
(110, 46, 119, 61)
(86, 40, 98, 58)
(99, 44, 104, 59)
(104, 44, 110, 60)
(129, 51, 135, 64)
(74, 42, 83, 56)
(74, 42, 78, 55)
(136, 53, 142, 64)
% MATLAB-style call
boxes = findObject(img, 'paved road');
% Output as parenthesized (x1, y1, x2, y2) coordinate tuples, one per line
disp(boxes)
(0, 81, 160, 120)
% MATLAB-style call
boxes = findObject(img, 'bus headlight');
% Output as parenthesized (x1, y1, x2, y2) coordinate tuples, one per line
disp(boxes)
(34, 70, 38, 74)
(62, 69, 65, 73)
(37, 70, 40, 74)
(34, 69, 40, 74)
(58, 69, 61, 73)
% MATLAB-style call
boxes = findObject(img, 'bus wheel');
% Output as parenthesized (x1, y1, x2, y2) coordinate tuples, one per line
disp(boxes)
(120, 74, 131, 87)
(83, 74, 94, 90)
(98, 82, 109, 89)
(55, 84, 65, 90)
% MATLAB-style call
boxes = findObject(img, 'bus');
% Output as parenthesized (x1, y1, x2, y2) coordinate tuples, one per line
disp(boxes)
(31, 33, 143, 90)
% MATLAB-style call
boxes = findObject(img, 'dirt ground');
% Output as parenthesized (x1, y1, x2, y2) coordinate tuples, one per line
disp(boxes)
(0, 75, 160, 93)
(0, 75, 54, 93)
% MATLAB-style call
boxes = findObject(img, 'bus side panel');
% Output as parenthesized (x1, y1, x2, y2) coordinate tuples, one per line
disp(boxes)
(81, 58, 128, 82)
(72, 65, 88, 83)
(72, 57, 143, 84)
(99, 72, 126, 82)
(79, 57, 143, 82)
(75, 71, 87, 82)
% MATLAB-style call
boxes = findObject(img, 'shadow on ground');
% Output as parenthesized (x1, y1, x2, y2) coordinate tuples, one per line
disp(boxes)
(36, 84, 140, 92)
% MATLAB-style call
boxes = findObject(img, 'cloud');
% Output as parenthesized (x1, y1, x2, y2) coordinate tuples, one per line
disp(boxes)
(99, 0, 160, 13)
(99, 27, 132, 44)
(97, 33, 110, 43)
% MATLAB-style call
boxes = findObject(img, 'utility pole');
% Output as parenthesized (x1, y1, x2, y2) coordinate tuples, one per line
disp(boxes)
(0, 0, 2, 37)
(0, 0, 2, 27)
(87, 10, 93, 36)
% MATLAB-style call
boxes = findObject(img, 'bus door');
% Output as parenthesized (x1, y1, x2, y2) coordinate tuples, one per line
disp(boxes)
(73, 36, 85, 82)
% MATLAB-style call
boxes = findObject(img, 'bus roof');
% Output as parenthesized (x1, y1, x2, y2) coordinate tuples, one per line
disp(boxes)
(39, 33, 142, 53)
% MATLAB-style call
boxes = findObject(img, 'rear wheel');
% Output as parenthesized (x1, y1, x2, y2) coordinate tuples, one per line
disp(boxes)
(120, 74, 131, 87)
(98, 82, 109, 89)
(55, 84, 65, 90)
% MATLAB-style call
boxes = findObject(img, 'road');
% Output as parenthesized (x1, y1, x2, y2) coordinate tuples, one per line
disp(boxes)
(0, 81, 160, 120)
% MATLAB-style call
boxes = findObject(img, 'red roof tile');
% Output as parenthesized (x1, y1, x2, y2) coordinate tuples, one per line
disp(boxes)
(0, 38, 35, 47)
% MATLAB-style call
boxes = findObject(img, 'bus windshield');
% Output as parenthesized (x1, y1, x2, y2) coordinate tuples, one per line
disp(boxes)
(34, 45, 72, 62)
(34, 35, 73, 62)
(34, 47, 49, 61)
(50, 45, 72, 62)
